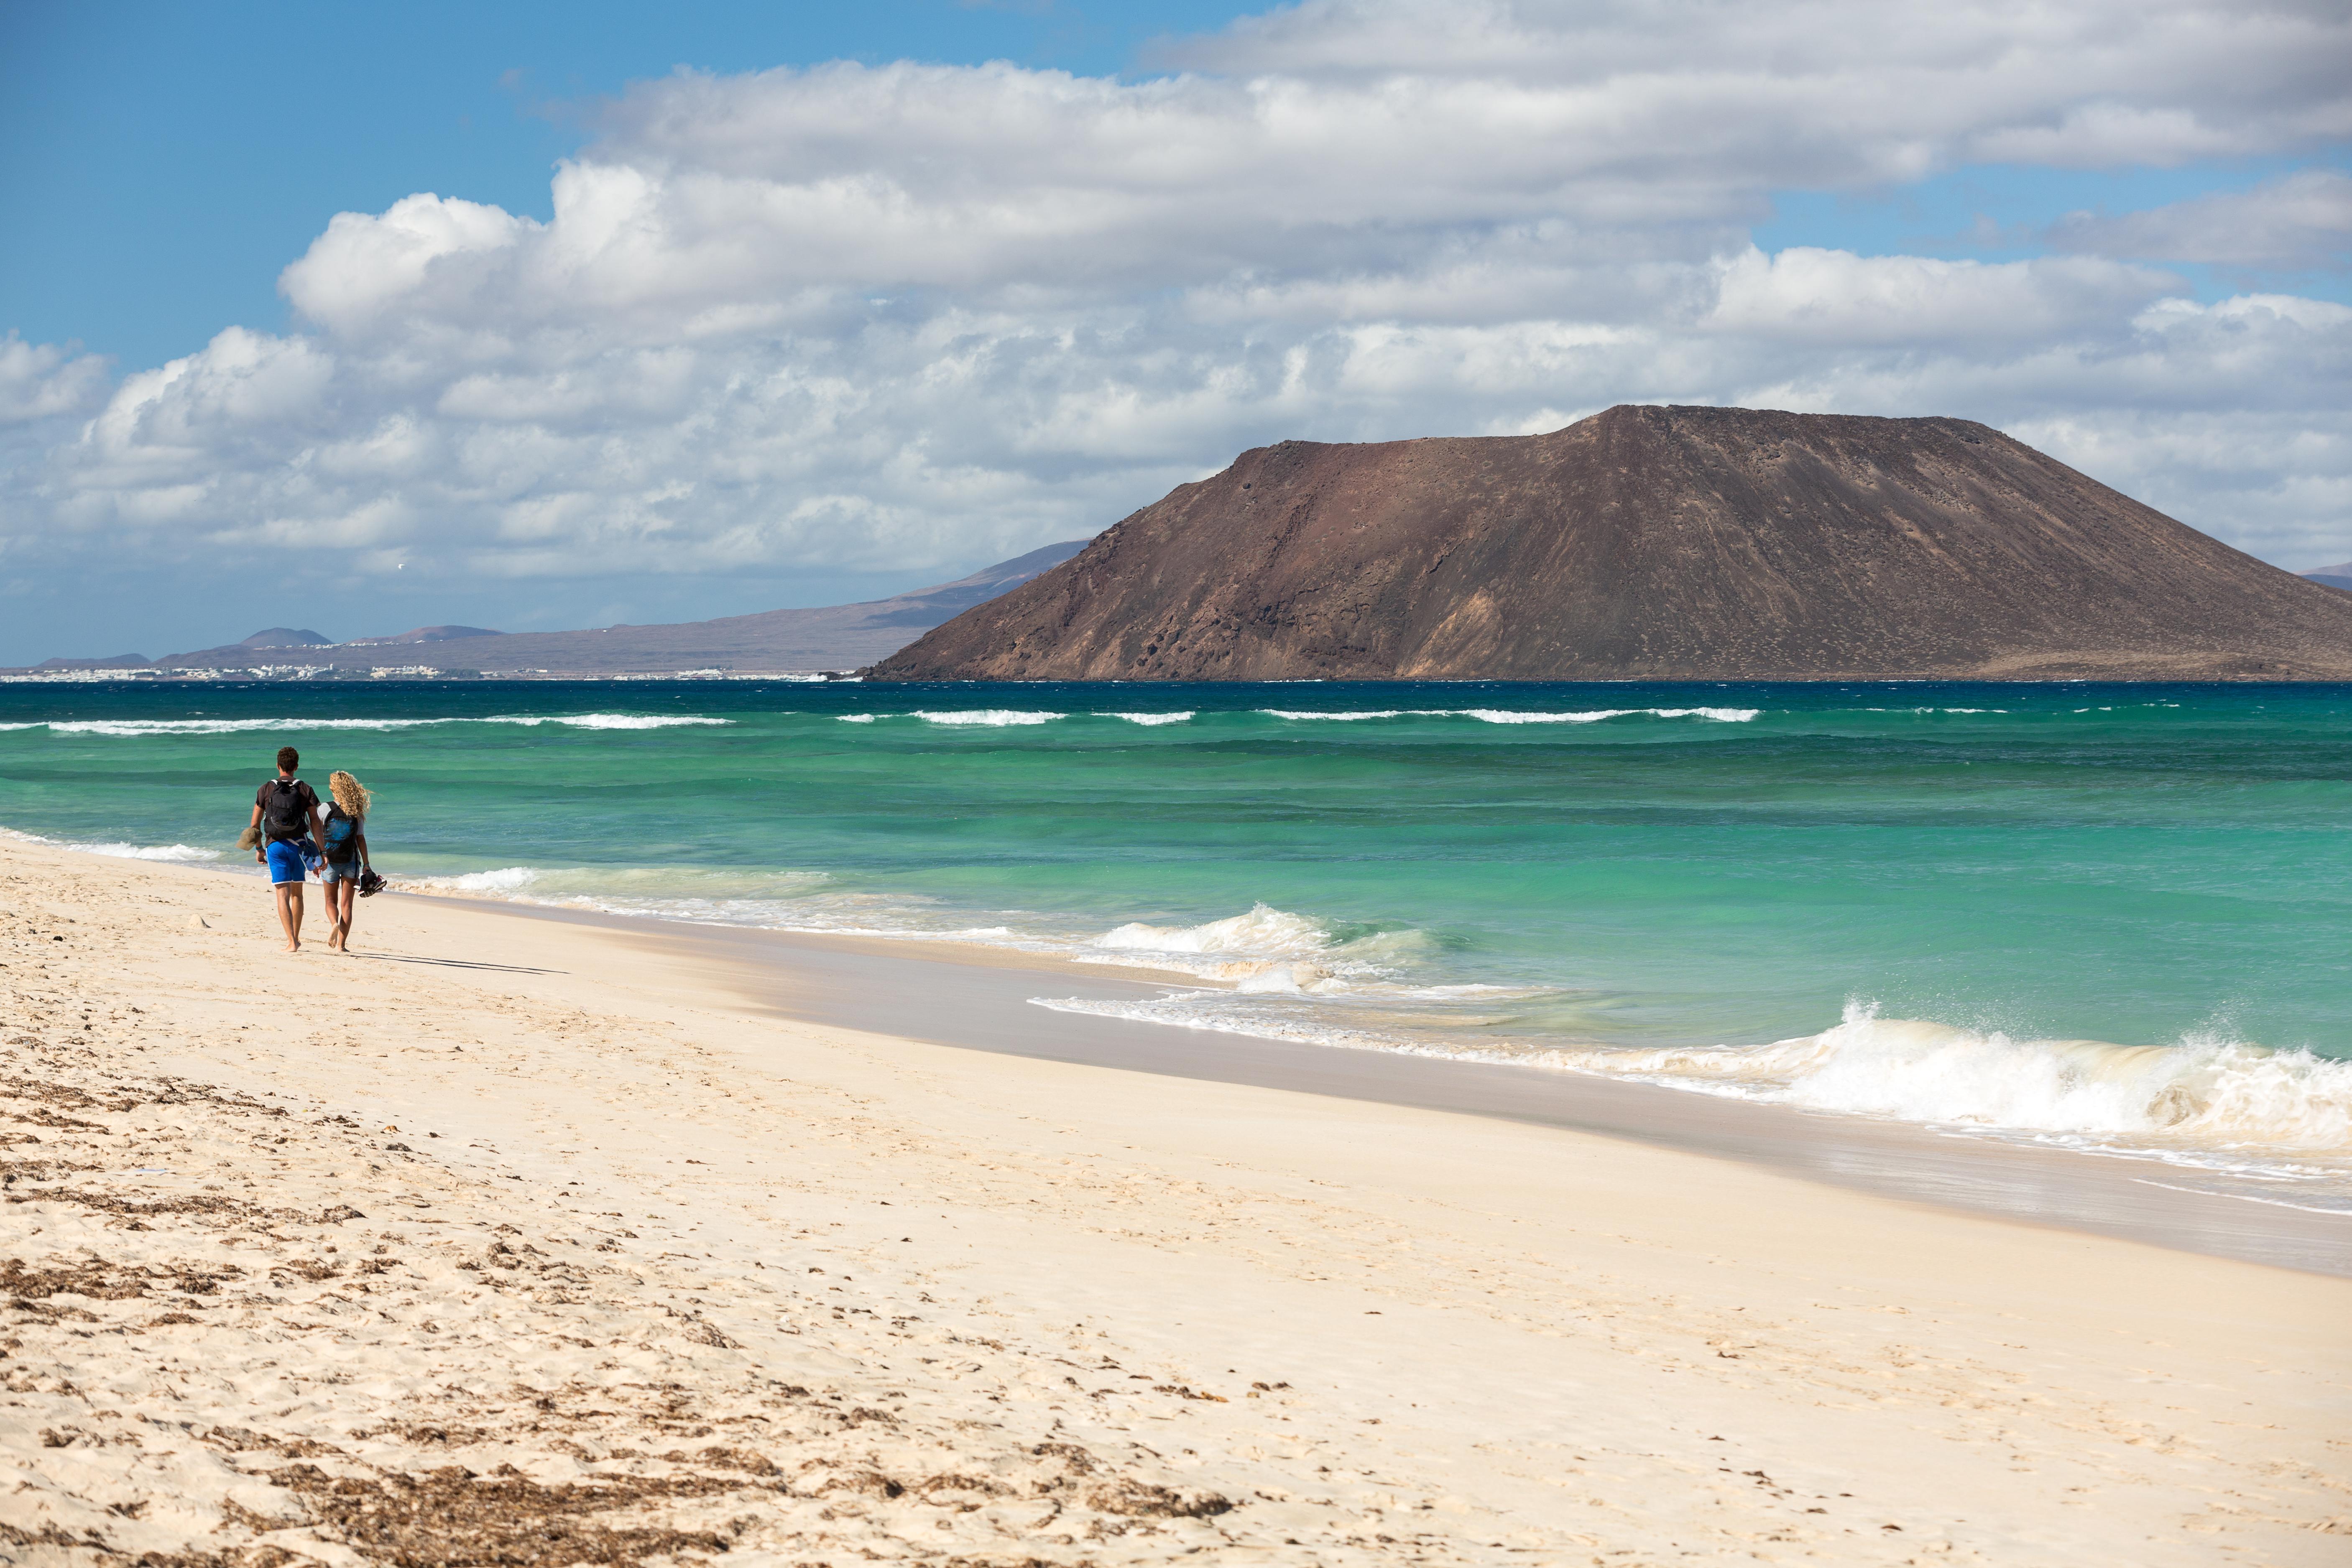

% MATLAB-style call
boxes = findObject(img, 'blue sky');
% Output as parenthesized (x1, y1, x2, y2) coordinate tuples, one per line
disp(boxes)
(2, 2, 1259, 369)
(7, 1, 2335, 371)
(2, 0, 2346, 663)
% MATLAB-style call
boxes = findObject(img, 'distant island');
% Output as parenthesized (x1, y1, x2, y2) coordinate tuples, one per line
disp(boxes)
(872, 406, 2352, 682)
(8, 543, 1087, 680)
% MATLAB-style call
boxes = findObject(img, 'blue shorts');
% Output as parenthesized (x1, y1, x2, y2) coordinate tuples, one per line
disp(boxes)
(320, 859, 360, 885)
(265, 840, 313, 885)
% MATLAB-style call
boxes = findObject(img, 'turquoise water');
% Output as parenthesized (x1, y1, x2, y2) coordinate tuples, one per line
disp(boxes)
(3, 679, 2348, 1181)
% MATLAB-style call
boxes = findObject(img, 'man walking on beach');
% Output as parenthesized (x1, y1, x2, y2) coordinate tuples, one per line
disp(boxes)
(249, 746, 327, 953)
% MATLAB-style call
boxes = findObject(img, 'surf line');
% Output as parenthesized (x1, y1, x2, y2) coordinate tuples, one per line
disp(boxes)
(2131, 1178, 2352, 1216)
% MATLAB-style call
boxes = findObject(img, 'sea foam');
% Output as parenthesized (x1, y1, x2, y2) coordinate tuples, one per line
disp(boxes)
(15, 714, 727, 736)
(490, 714, 729, 730)
(68, 841, 223, 862)
(1080, 901, 1443, 993)
(1257, 707, 1760, 724)
(401, 866, 544, 894)
(911, 710, 1062, 726)
(1537, 1001, 2352, 1150)
(0, 826, 219, 862)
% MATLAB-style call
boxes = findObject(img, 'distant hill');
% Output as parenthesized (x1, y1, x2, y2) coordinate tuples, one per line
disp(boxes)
(2301, 562, 2352, 592)
(32, 654, 151, 672)
(343, 625, 505, 646)
(872, 406, 2352, 683)
(106, 541, 1089, 677)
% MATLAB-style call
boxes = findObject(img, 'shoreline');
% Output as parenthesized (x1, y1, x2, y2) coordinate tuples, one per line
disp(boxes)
(7, 837, 2351, 1562)
(428, 891, 2352, 1278)
(13, 833, 2350, 1274)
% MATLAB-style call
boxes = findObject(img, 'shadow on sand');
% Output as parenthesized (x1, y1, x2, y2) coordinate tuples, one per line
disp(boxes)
(352, 951, 565, 976)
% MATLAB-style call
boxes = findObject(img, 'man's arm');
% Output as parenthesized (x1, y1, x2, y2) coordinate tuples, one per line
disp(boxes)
(249, 800, 265, 863)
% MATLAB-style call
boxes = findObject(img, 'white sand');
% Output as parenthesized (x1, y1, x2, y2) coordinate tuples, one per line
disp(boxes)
(3, 835, 2346, 1565)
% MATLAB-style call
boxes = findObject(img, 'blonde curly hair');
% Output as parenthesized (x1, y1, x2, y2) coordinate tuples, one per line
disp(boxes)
(328, 771, 372, 818)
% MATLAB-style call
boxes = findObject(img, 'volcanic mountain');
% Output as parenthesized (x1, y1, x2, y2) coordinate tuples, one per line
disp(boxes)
(871, 406, 2352, 682)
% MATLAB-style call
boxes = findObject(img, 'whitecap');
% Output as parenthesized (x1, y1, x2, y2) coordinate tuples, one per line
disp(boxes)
(21, 714, 728, 736)
(485, 714, 730, 730)
(1258, 706, 1759, 725)
(910, 710, 1062, 726)
(44, 718, 444, 736)
(1459, 709, 1631, 723)
(1101, 711, 1195, 725)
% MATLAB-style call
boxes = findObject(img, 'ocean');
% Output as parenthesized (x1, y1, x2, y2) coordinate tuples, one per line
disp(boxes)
(4, 677, 2348, 1200)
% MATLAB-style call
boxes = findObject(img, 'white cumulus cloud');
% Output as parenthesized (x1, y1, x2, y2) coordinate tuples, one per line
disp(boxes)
(2046, 168, 2352, 272)
(0, 333, 111, 428)
(7, 0, 2352, 625)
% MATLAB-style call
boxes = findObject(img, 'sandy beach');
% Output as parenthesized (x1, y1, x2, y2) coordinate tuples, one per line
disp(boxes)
(4, 835, 2348, 1565)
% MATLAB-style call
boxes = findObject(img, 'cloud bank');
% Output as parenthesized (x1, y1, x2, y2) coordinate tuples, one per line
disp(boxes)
(6, 0, 2350, 620)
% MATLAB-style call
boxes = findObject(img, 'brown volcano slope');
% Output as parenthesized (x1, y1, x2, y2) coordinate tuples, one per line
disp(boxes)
(871, 405, 2352, 682)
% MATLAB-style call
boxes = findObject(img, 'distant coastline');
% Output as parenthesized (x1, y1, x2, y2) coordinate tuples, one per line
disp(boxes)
(0, 666, 864, 684)
(3, 540, 1087, 681)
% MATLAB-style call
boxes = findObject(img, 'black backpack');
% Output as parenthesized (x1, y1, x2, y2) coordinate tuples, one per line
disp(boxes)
(263, 778, 312, 842)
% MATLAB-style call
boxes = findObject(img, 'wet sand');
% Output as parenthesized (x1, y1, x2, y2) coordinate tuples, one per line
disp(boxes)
(483, 901, 2352, 1279)
(5, 837, 2349, 1564)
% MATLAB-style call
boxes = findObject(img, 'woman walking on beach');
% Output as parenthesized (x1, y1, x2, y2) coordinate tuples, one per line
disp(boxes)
(319, 770, 373, 953)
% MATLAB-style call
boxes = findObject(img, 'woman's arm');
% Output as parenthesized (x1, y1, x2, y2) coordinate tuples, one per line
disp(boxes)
(355, 827, 369, 868)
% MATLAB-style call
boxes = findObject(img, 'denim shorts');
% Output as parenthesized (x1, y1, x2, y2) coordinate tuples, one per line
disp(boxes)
(264, 839, 312, 885)
(320, 859, 360, 885)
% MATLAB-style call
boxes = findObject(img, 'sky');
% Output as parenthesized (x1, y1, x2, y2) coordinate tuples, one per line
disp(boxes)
(2, 0, 2347, 665)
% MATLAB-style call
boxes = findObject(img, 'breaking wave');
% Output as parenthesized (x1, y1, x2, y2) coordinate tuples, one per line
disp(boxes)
(911, 710, 1061, 726)
(0, 826, 219, 862)
(71, 841, 222, 862)
(1258, 707, 1760, 723)
(818, 707, 1756, 729)
(1536, 1002, 2352, 1151)
(1, 714, 727, 737)
(498, 714, 729, 730)
(1080, 901, 1446, 994)
(401, 866, 544, 894)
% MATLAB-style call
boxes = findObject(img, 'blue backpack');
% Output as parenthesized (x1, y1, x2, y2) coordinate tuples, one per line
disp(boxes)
(321, 804, 360, 863)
